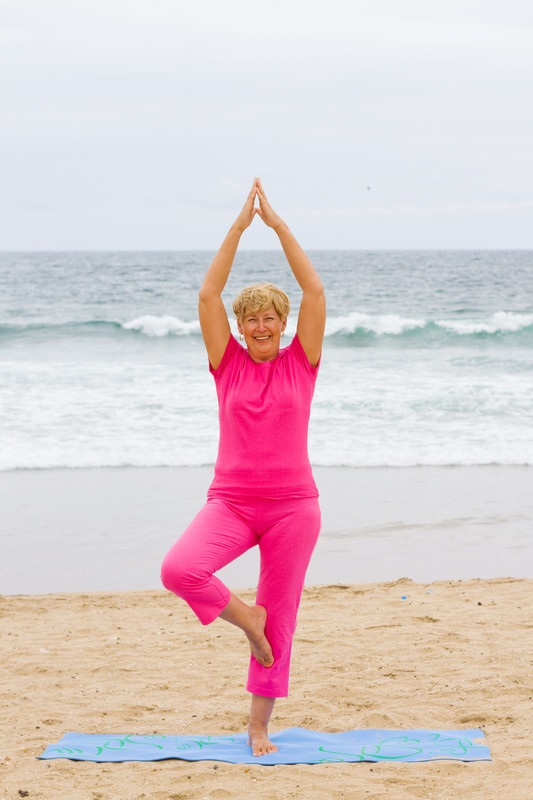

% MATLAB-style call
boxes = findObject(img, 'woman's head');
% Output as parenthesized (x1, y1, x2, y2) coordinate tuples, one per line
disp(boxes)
(232, 283, 290, 324)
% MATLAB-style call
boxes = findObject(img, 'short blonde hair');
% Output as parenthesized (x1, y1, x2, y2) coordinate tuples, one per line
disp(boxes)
(232, 283, 290, 322)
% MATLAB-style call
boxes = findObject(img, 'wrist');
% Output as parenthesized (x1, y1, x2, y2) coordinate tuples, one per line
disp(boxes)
(229, 222, 246, 237)
(273, 219, 290, 236)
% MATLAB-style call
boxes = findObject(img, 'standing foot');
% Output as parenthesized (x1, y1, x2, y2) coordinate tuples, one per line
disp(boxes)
(247, 722, 279, 756)
(247, 694, 277, 756)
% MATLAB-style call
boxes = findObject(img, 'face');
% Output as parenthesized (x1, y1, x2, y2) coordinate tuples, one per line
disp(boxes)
(237, 305, 287, 363)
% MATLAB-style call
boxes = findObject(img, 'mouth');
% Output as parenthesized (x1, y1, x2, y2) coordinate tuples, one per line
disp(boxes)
(254, 335, 271, 342)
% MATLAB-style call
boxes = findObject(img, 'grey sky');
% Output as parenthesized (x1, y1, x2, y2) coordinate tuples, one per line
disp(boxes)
(2, 0, 532, 249)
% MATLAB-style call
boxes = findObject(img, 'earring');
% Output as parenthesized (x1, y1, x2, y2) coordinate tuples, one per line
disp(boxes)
(239, 334, 244, 341)
(281, 331, 285, 337)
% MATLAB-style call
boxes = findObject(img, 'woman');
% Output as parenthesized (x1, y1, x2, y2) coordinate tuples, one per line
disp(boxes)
(161, 178, 326, 756)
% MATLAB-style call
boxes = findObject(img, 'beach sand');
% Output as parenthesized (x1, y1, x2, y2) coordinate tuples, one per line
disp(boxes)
(2, 578, 532, 799)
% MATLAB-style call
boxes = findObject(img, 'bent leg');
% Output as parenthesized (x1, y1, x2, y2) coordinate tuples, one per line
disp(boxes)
(219, 596, 273, 668)
(160, 499, 257, 625)
(247, 497, 321, 697)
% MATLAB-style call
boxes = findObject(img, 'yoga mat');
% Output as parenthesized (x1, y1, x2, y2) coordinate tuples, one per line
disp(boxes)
(38, 727, 490, 765)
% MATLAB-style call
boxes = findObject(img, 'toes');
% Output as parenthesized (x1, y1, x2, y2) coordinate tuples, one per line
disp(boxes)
(252, 741, 278, 756)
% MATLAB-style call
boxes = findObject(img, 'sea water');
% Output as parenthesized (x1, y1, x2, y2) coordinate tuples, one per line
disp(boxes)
(1, 250, 532, 471)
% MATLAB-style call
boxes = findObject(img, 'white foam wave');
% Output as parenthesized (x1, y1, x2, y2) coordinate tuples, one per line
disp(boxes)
(437, 312, 533, 336)
(326, 312, 426, 337)
(123, 315, 200, 337)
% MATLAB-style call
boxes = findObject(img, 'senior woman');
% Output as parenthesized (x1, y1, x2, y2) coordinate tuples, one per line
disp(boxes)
(161, 178, 326, 756)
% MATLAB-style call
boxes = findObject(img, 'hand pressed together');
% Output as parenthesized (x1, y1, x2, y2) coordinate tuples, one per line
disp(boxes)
(233, 178, 285, 233)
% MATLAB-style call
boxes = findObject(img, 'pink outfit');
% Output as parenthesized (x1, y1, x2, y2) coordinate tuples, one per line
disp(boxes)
(161, 334, 321, 697)
(208, 333, 319, 500)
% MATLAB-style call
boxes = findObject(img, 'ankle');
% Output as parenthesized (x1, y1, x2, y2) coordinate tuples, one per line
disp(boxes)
(248, 719, 268, 731)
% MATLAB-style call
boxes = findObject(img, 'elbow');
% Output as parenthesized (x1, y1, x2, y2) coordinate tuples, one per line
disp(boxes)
(301, 284, 326, 316)
(303, 273, 325, 298)
(198, 282, 215, 307)
(313, 284, 326, 305)
(311, 272, 325, 297)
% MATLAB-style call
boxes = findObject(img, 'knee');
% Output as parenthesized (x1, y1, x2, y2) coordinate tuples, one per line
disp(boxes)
(160, 552, 187, 593)
(160, 551, 209, 595)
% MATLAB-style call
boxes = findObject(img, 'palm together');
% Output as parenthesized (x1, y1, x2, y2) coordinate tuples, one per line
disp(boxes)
(235, 178, 284, 233)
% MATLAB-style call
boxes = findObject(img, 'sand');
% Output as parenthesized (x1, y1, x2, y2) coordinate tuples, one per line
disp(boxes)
(2, 577, 532, 799)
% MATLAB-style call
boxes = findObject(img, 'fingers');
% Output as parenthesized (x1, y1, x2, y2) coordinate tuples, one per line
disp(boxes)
(256, 192, 270, 219)
(239, 178, 269, 224)
(250, 178, 271, 226)
(256, 179, 273, 221)
(243, 180, 257, 209)
(255, 178, 268, 204)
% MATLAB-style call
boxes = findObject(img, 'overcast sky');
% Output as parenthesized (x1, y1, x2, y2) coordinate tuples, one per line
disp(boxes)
(2, 0, 532, 249)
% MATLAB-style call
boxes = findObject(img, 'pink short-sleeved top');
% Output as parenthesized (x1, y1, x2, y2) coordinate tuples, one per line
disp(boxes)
(207, 333, 320, 500)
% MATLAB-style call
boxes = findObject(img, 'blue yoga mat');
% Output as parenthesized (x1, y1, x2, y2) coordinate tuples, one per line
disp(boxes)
(38, 727, 490, 765)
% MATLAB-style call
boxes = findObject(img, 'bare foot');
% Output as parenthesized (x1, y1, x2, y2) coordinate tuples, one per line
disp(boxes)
(246, 606, 274, 667)
(247, 722, 279, 756)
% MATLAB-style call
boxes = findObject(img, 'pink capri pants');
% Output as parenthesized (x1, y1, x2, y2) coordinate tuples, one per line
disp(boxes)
(160, 495, 321, 698)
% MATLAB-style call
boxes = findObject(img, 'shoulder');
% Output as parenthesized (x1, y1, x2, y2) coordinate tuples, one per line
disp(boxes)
(209, 335, 245, 378)
(283, 334, 321, 375)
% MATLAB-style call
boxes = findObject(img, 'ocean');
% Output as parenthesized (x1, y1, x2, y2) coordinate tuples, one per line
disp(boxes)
(1, 250, 532, 471)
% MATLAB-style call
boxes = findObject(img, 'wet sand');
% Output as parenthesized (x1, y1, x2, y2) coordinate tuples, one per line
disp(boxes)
(2, 465, 532, 595)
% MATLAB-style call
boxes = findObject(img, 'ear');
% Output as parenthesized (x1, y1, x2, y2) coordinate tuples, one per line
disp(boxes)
(237, 319, 244, 334)
(281, 318, 287, 332)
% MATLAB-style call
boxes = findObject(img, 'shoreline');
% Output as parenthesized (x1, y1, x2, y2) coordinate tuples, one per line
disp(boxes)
(2, 464, 532, 596)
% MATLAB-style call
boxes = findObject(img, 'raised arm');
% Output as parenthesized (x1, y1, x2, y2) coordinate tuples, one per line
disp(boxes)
(198, 181, 257, 369)
(255, 180, 325, 367)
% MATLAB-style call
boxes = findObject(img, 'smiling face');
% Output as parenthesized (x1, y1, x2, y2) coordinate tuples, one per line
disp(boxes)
(237, 304, 287, 363)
